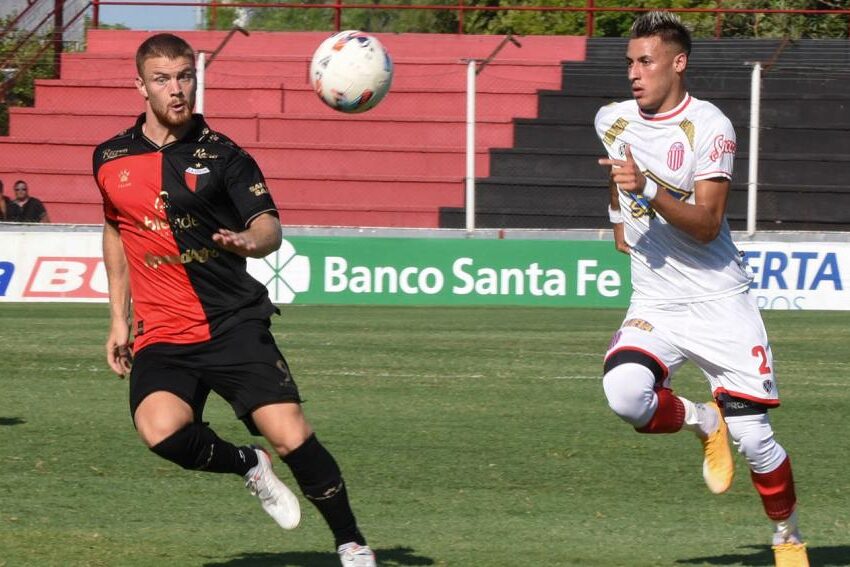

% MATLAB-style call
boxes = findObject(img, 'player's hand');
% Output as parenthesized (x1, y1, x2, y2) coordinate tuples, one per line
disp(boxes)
(598, 144, 647, 194)
(212, 228, 258, 257)
(106, 322, 133, 379)
(613, 222, 631, 255)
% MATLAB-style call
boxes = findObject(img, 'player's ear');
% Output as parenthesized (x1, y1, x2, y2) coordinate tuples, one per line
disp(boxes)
(673, 51, 688, 73)
(135, 76, 148, 99)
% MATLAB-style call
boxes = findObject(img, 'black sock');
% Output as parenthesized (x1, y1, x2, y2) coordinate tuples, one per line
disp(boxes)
(150, 422, 258, 475)
(283, 434, 365, 547)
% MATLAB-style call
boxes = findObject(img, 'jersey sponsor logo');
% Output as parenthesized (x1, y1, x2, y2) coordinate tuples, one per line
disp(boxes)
(193, 148, 220, 160)
(184, 164, 211, 192)
(623, 318, 654, 332)
(249, 182, 269, 196)
(156, 191, 170, 211)
(678, 119, 695, 150)
(762, 379, 774, 394)
(603, 117, 629, 147)
(137, 212, 199, 233)
(667, 142, 684, 171)
(144, 247, 220, 269)
(709, 134, 737, 162)
(247, 239, 310, 304)
(23, 257, 108, 298)
(102, 147, 129, 161)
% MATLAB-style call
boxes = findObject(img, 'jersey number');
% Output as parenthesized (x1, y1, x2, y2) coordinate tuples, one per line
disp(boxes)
(751, 345, 771, 375)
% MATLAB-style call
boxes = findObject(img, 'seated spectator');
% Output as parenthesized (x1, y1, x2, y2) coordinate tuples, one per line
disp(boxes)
(0, 180, 10, 220)
(7, 180, 50, 223)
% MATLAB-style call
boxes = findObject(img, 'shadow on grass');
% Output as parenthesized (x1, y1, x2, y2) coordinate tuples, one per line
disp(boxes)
(205, 545, 434, 567)
(677, 544, 850, 566)
(0, 417, 25, 426)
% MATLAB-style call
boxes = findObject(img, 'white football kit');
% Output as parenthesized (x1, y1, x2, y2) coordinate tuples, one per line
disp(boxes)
(595, 94, 779, 405)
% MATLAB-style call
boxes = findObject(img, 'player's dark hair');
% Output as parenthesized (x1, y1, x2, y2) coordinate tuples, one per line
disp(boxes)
(14, 179, 27, 189)
(135, 33, 195, 76)
(630, 11, 692, 56)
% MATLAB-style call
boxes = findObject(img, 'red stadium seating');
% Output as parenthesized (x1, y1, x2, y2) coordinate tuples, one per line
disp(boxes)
(0, 30, 586, 226)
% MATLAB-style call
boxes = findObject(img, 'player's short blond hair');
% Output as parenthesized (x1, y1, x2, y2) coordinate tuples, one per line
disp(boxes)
(135, 33, 195, 76)
(631, 11, 692, 56)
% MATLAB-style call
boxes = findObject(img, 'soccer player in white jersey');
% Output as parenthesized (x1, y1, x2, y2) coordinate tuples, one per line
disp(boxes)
(594, 11, 808, 567)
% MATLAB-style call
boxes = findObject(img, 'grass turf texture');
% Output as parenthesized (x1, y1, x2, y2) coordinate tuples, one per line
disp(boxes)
(0, 303, 848, 566)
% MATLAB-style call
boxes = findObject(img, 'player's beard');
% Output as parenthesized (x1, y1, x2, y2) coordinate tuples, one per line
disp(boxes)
(151, 92, 195, 129)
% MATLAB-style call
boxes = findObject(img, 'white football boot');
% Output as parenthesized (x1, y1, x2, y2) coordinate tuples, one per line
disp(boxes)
(243, 446, 301, 530)
(337, 542, 377, 567)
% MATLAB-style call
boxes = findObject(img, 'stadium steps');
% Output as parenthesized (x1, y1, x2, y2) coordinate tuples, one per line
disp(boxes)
(31, 77, 544, 117)
(3, 166, 463, 226)
(60, 51, 565, 91)
(440, 37, 850, 230)
(0, 136, 491, 177)
(9, 108, 515, 147)
(81, 29, 586, 60)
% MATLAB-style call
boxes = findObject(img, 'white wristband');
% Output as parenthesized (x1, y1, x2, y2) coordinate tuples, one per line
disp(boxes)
(642, 178, 658, 201)
(607, 205, 623, 224)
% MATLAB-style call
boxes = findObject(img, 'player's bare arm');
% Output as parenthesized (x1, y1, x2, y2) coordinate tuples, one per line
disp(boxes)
(212, 212, 282, 258)
(102, 219, 133, 377)
(599, 144, 728, 244)
(607, 173, 630, 255)
(653, 177, 729, 243)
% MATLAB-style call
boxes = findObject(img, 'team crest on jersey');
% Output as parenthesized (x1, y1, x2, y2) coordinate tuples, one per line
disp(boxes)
(667, 142, 684, 171)
(184, 163, 211, 192)
(762, 379, 775, 395)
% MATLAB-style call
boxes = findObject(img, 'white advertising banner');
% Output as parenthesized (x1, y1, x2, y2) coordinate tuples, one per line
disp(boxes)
(737, 241, 849, 310)
(0, 231, 107, 302)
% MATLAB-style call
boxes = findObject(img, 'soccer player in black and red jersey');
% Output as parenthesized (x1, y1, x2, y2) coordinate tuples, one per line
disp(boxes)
(92, 33, 375, 567)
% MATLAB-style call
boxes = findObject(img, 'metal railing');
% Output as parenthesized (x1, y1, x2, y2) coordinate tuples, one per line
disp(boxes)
(88, 1, 850, 37)
(1, 0, 93, 102)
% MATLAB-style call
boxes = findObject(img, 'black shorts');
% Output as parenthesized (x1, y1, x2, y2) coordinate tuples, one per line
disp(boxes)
(129, 319, 301, 435)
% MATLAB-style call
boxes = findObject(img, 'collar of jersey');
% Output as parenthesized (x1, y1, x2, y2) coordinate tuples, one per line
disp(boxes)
(131, 113, 207, 147)
(638, 93, 691, 121)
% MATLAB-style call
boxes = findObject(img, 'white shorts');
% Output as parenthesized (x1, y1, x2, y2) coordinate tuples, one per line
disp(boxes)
(604, 292, 780, 406)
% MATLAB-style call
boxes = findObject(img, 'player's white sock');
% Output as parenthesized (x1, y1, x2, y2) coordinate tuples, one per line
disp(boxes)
(773, 510, 803, 545)
(679, 398, 718, 439)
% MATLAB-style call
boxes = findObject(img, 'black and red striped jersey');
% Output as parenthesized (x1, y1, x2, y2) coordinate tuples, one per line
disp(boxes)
(93, 114, 278, 352)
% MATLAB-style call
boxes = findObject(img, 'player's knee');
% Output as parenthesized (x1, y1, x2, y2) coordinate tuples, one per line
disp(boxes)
(150, 423, 216, 471)
(602, 362, 657, 426)
(726, 413, 787, 473)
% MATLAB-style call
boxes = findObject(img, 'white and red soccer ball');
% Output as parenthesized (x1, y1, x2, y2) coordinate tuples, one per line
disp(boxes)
(309, 30, 393, 113)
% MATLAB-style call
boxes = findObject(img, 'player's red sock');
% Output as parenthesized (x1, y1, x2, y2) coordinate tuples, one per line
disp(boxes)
(751, 456, 797, 520)
(636, 387, 685, 434)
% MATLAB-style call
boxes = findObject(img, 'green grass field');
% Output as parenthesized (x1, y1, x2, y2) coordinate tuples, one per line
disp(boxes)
(0, 304, 848, 566)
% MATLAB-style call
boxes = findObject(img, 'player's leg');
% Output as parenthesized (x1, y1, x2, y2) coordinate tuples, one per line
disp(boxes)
(130, 346, 261, 476)
(688, 293, 808, 565)
(603, 311, 692, 433)
(603, 308, 734, 492)
(251, 402, 375, 565)
(210, 320, 374, 565)
(723, 399, 808, 566)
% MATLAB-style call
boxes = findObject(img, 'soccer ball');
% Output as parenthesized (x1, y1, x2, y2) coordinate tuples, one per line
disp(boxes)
(309, 30, 393, 113)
